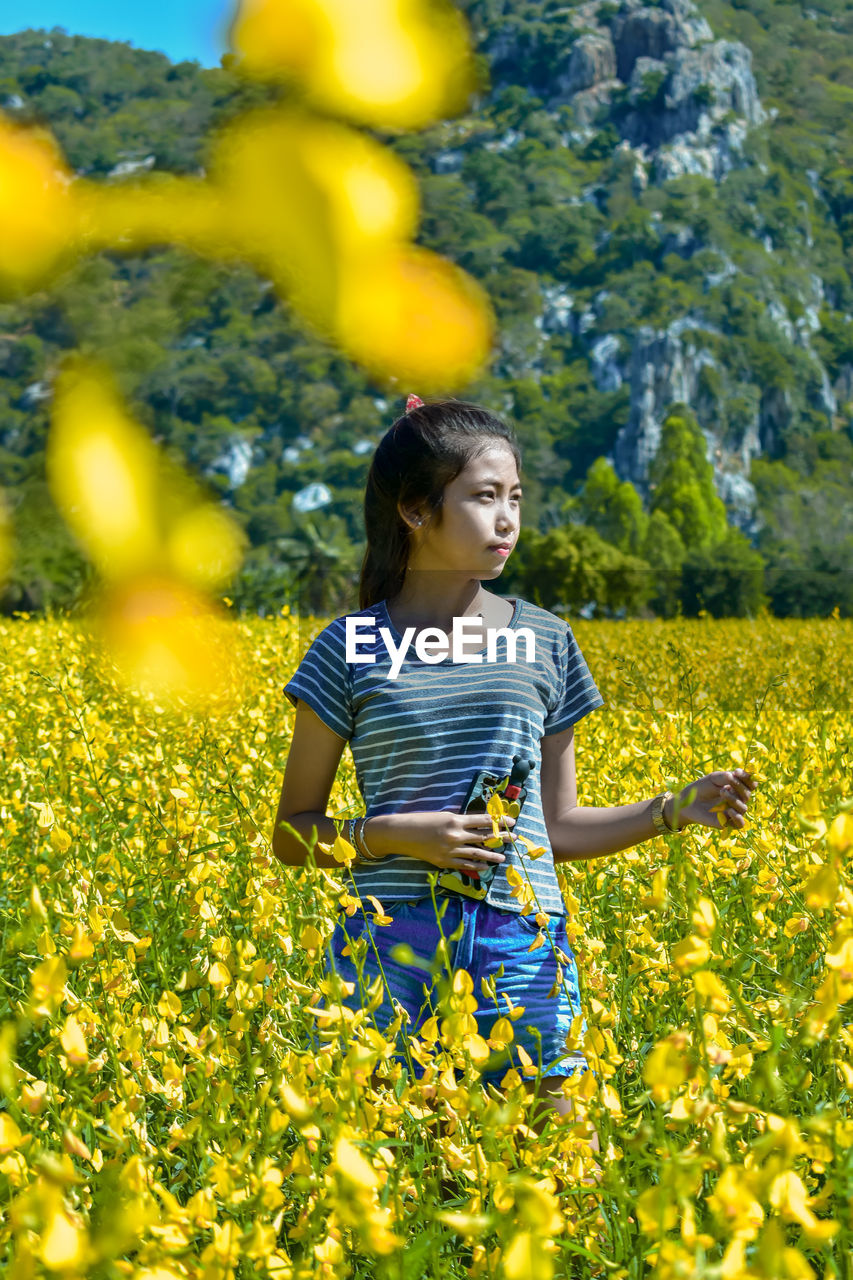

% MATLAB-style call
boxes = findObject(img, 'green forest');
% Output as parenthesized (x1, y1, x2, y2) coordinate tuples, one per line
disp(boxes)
(1, 0, 852, 619)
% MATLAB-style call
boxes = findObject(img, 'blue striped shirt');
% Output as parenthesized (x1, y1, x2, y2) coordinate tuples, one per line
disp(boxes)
(282, 596, 605, 916)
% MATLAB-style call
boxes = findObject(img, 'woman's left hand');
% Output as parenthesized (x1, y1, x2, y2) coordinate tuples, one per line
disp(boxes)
(668, 768, 757, 831)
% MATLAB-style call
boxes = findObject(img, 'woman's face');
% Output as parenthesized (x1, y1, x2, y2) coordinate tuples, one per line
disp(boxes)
(404, 443, 522, 579)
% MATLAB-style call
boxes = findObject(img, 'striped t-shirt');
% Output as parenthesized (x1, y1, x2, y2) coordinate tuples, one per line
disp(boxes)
(282, 596, 605, 917)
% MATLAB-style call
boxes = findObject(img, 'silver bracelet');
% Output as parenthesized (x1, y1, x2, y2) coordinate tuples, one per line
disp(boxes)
(355, 816, 383, 863)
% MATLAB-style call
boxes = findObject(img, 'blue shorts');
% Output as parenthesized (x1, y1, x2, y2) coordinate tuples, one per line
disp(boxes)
(314, 892, 592, 1087)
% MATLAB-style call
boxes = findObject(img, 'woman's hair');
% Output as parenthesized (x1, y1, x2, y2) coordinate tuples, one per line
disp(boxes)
(359, 398, 521, 610)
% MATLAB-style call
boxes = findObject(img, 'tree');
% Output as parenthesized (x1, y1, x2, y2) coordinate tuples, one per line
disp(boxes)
(274, 515, 361, 616)
(640, 508, 686, 618)
(648, 404, 729, 553)
(575, 456, 649, 557)
(509, 523, 654, 617)
(679, 528, 768, 619)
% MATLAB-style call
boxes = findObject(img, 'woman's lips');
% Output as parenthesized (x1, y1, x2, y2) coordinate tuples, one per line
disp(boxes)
(490, 545, 511, 556)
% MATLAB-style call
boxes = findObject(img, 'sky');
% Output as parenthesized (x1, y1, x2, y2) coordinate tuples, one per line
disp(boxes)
(0, 0, 235, 67)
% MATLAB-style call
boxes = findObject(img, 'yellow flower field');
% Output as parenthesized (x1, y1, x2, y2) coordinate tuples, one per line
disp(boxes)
(0, 610, 850, 1279)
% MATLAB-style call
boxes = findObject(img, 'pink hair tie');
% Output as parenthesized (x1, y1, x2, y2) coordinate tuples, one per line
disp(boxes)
(405, 393, 424, 412)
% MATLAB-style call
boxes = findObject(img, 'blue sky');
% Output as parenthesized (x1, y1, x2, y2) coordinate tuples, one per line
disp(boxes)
(0, 1, 235, 67)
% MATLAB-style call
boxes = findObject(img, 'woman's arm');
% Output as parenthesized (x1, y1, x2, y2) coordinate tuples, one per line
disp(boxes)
(540, 724, 663, 862)
(273, 700, 515, 872)
(540, 725, 756, 863)
(272, 700, 350, 867)
(272, 700, 513, 871)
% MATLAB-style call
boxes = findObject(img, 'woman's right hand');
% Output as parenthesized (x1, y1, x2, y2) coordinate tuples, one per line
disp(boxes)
(365, 810, 514, 876)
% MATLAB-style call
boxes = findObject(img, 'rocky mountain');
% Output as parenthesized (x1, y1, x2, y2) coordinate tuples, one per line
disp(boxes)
(1, 4, 852, 616)
(449, 0, 852, 546)
(490, 0, 763, 169)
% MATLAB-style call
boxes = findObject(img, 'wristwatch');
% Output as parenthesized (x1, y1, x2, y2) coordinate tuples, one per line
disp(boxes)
(651, 790, 680, 836)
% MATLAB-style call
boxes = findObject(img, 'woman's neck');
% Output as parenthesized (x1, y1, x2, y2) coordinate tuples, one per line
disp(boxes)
(387, 575, 487, 632)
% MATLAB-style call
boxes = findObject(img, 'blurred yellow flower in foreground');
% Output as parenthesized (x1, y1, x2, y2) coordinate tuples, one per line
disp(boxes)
(28, 955, 68, 1020)
(2, 99, 493, 395)
(202, 109, 493, 388)
(706, 1165, 765, 1240)
(0, 118, 76, 291)
(691, 968, 732, 1013)
(40, 1204, 87, 1271)
(46, 365, 247, 709)
(335, 242, 493, 388)
(768, 1170, 839, 1241)
(47, 371, 162, 582)
(166, 505, 247, 593)
(228, 0, 475, 129)
(215, 109, 419, 254)
(74, 109, 494, 391)
(0, 1113, 25, 1154)
(332, 1135, 380, 1188)
(96, 576, 241, 711)
(635, 1183, 679, 1238)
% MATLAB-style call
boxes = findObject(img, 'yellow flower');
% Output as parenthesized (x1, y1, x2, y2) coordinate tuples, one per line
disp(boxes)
(59, 1015, 88, 1066)
(768, 1171, 839, 1241)
(0, 1113, 25, 1154)
(824, 934, 853, 975)
(29, 955, 68, 1016)
(50, 828, 72, 853)
(318, 832, 358, 865)
(333, 1135, 379, 1189)
(643, 1034, 690, 1102)
(462, 1033, 491, 1064)
(706, 1166, 764, 1240)
(636, 1184, 678, 1238)
(802, 861, 839, 909)
(692, 969, 732, 1013)
(40, 1203, 87, 1270)
(334, 242, 493, 391)
(365, 894, 394, 925)
(642, 865, 669, 909)
(435, 1210, 490, 1236)
(672, 933, 711, 973)
(827, 811, 853, 854)
(751, 1219, 819, 1280)
(228, 0, 476, 130)
(207, 961, 232, 991)
(0, 119, 76, 288)
(33, 800, 55, 835)
(691, 896, 718, 937)
(502, 1229, 554, 1280)
(488, 1017, 515, 1050)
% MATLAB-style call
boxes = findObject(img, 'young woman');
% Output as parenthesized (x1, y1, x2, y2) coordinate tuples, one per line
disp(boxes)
(272, 397, 757, 1147)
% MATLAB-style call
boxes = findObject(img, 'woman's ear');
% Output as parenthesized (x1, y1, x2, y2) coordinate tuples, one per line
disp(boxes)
(398, 503, 425, 532)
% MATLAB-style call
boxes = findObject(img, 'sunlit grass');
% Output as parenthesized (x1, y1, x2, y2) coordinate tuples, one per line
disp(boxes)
(0, 611, 850, 1278)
